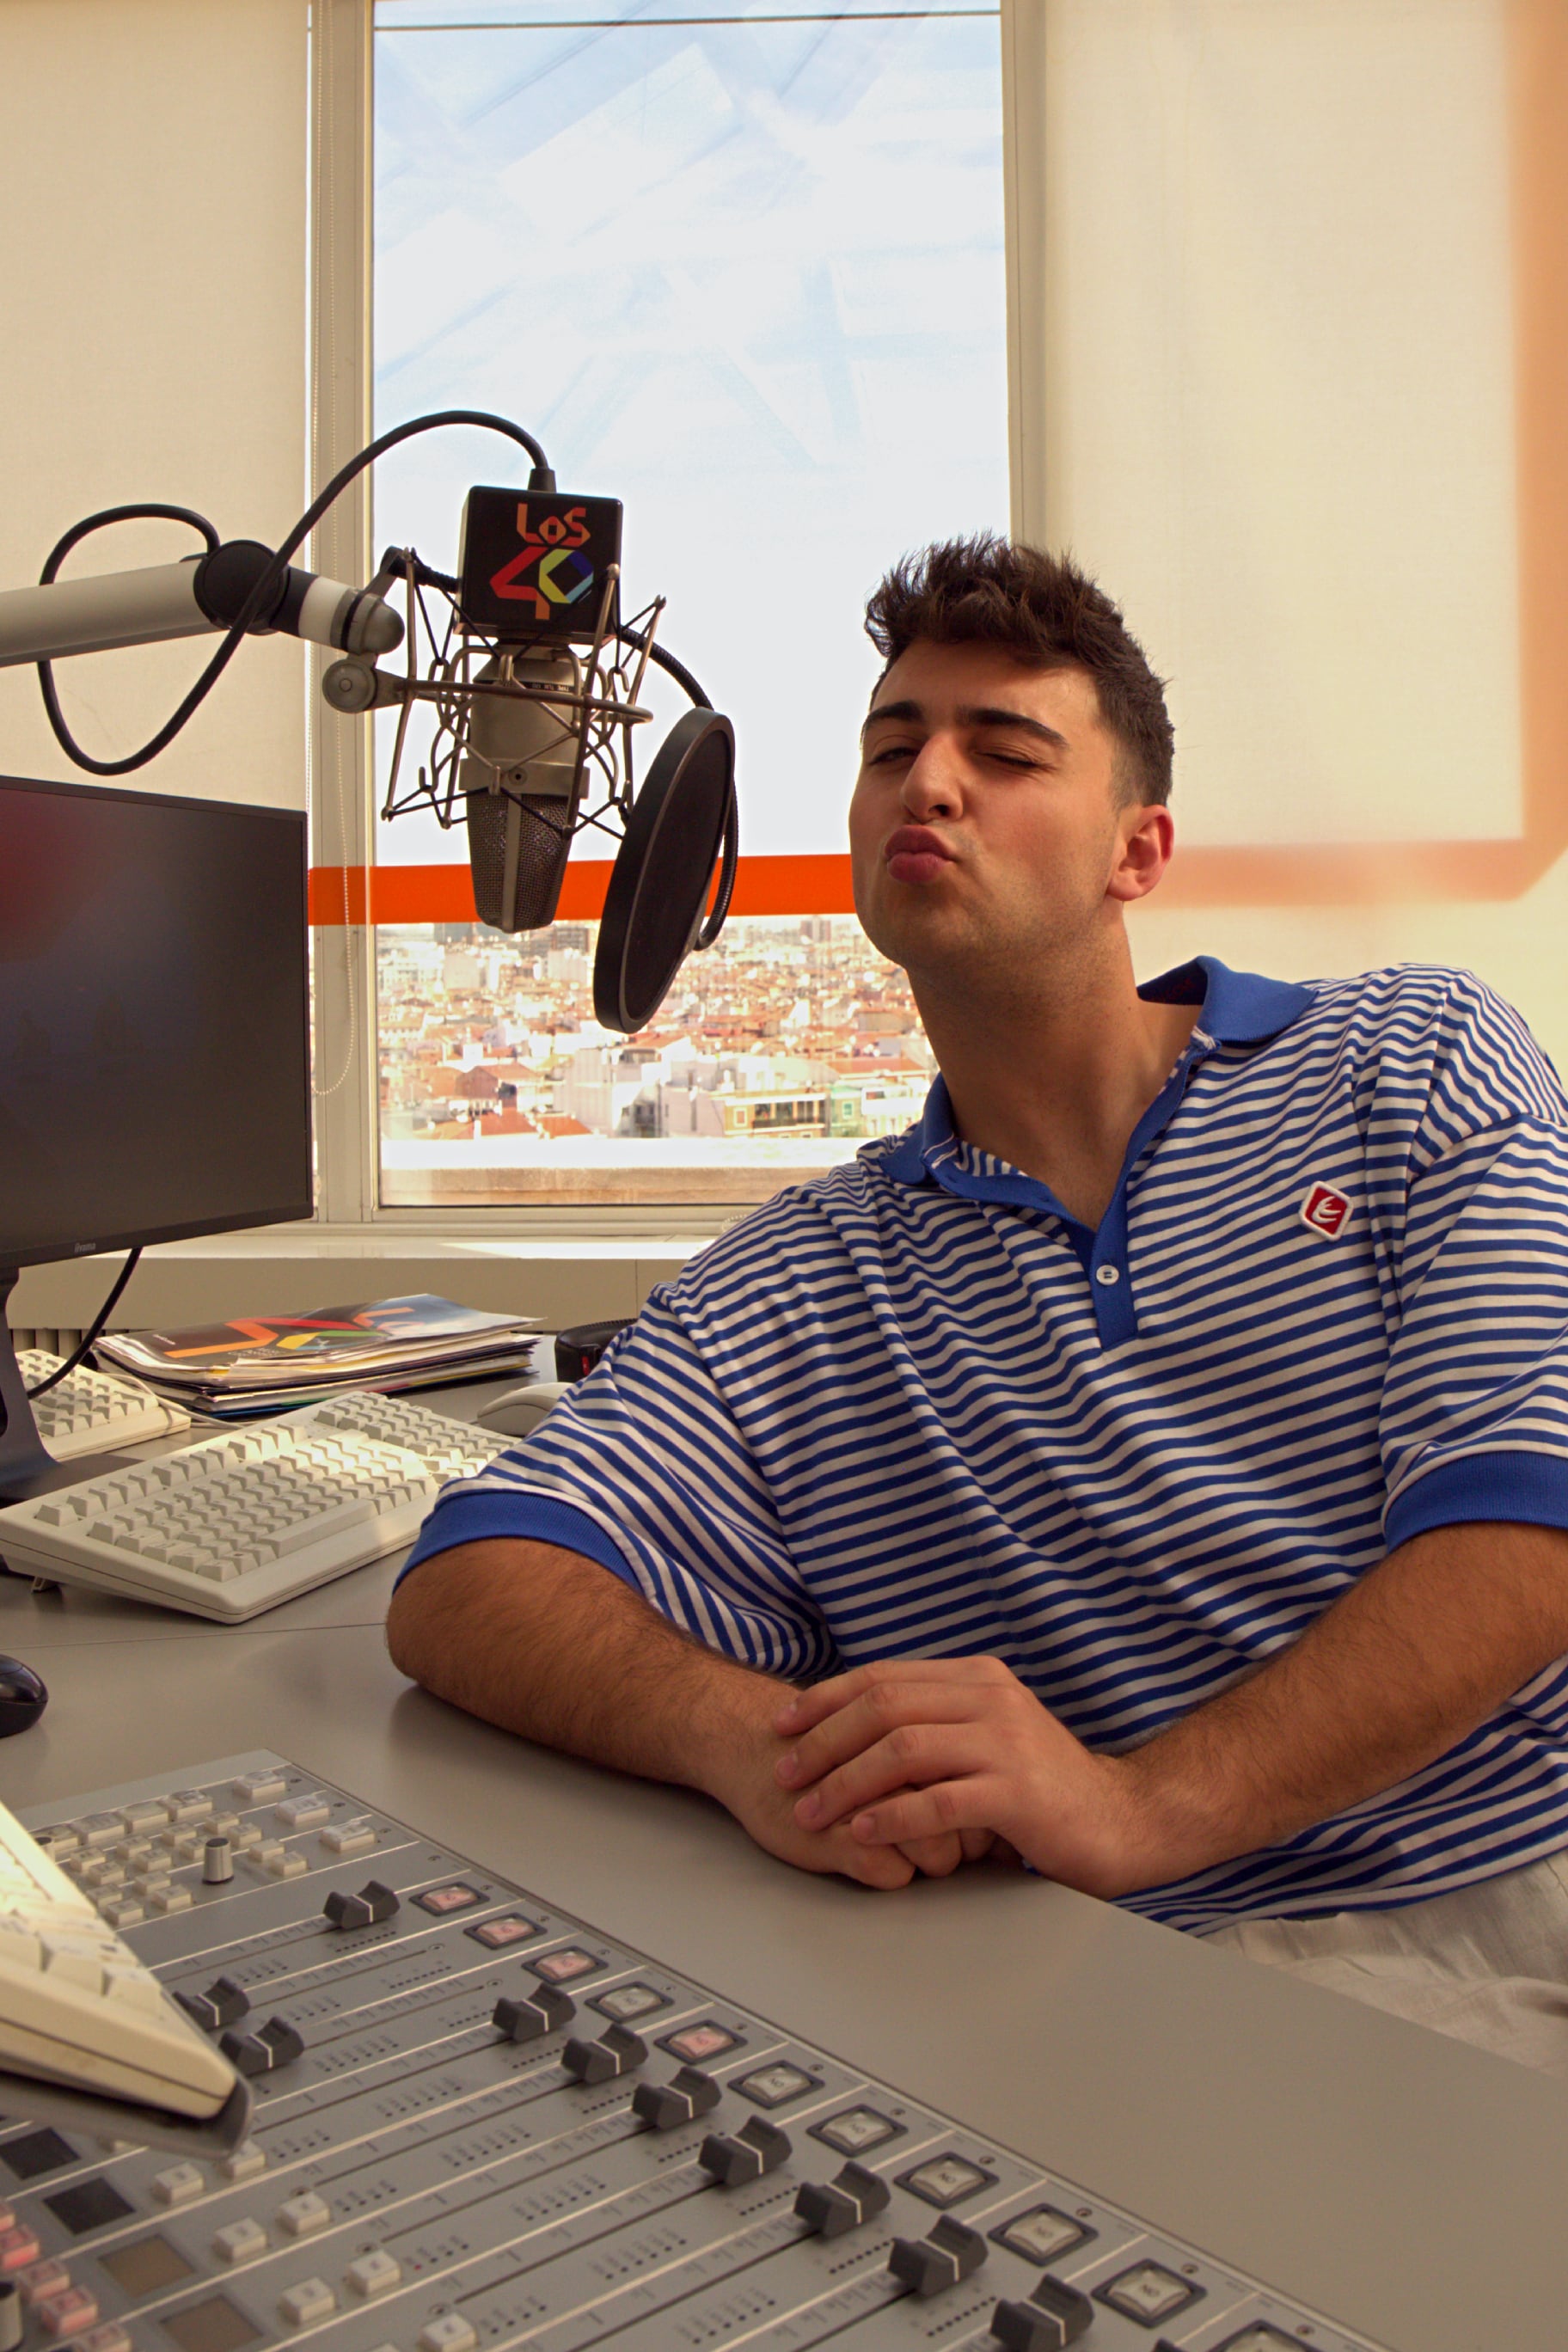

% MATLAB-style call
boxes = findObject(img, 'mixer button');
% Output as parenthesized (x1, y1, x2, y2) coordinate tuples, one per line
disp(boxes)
(989, 2208, 1092, 2267)
(320, 1817, 377, 1857)
(989, 2275, 1095, 2350)
(591, 1982, 667, 2023)
(345, 2252, 402, 2300)
(660, 2022, 741, 2065)
(888, 2215, 988, 2298)
(217, 2142, 267, 2185)
(632, 2065, 723, 2132)
(277, 2192, 332, 2239)
(1096, 2262, 1203, 2325)
(899, 2153, 996, 2209)
(697, 2117, 792, 2187)
(794, 2160, 891, 2239)
(493, 1986, 575, 2043)
(80, 2325, 132, 2352)
(275, 1795, 331, 1831)
(413, 1883, 485, 1917)
(152, 2163, 205, 2207)
(163, 1792, 213, 1825)
(811, 2106, 901, 2157)
(530, 1947, 600, 1984)
(560, 2024, 648, 2084)
(231, 1773, 286, 1804)
(420, 2316, 478, 2352)
(265, 1850, 309, 1881)
(465, 1914, 537, 1951)
(279, 2279, 336, 2328)
(735, 2061, 818, 2110)
(37, 2285, 98, 2337)
(19, 2263, 71, 2306)
(212, 2221, 268, 2265)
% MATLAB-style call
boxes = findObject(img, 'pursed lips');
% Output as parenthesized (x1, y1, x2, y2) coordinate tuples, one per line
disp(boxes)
(884, 825, 956, 885)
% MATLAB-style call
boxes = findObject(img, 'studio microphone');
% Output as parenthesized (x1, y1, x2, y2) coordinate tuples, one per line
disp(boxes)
(460, 647, 586, 933)
(325, 480, 739, 1030)
(0, 541, 402, 670)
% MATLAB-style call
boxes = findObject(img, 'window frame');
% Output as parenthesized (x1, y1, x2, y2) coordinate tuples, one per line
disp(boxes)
(306, 0, 1032, 1240)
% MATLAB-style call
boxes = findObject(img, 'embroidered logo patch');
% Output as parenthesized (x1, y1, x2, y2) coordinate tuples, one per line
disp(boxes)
(1300, 1181, 1351, 1239)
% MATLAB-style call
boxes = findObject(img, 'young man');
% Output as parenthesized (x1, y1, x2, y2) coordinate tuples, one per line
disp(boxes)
(388, 538, 1568, 2072)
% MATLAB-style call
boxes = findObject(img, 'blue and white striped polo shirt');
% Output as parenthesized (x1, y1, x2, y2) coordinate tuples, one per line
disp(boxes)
(401, 957, 1568, 1932)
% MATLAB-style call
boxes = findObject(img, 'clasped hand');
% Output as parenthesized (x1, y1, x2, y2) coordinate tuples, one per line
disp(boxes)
(769, 1656, 1157, 1895)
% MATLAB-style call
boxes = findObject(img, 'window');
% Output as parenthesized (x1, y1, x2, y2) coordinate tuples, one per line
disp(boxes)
(369, 0, 1007, 1206)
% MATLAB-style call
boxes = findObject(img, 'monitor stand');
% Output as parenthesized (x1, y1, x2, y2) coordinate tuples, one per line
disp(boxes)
(0, 1268, 136, 1509)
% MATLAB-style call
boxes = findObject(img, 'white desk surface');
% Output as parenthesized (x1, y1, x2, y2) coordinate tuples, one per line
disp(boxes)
(2, 1375, 1567, 2350)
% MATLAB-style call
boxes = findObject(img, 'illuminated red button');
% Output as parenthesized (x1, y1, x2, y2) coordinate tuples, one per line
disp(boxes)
(20, 2257, 69, 2301)
(39, 2288, 100, 2337)
(0, 2229, 40, 2272)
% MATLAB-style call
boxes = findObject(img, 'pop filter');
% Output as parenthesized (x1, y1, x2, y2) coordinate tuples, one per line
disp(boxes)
(592, 708, 737, 1033)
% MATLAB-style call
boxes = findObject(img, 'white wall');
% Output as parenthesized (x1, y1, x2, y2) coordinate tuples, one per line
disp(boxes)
(0, 0, 310, 807)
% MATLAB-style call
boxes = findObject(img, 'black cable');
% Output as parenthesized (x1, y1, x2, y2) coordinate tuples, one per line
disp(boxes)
(25, 1249, 143, 1400)
(37, 411, 554, 776)
(623, 629, 712, 712)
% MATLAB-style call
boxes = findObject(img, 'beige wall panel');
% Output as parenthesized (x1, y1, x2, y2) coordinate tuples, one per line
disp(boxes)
(0, 0, 309, 806)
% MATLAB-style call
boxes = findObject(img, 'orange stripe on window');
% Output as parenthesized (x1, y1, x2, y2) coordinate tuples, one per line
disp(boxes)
(308, 854, 857, 925)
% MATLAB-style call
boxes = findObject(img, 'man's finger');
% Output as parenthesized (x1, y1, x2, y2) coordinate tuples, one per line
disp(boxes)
(777, 1683, 981, 1792)
(794, 1726, 989, 1831)
(895, 1831, 966, 1877)
(849, 1780, 998, 1847)
(775, 1657, 1004, 1736)
(833, 1829, 916, 1889)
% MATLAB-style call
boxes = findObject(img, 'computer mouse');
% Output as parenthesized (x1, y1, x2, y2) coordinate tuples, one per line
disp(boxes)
(0, 1655, 47, 1736)
(477, 1381, 572, 1439)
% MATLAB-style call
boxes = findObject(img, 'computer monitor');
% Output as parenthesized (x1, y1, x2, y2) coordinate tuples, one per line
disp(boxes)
(0, 774, 312, 1500)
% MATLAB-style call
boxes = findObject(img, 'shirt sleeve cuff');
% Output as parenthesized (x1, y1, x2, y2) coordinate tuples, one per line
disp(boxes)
(1384, 1449, 1568, 1551)
(395, 1487, 641, 1589)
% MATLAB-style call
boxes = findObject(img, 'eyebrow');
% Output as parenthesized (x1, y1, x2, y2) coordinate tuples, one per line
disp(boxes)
(860, 699, 1069, 751)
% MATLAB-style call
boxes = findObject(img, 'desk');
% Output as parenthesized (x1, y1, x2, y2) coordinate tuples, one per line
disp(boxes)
(2, 1381, 1566, 2349)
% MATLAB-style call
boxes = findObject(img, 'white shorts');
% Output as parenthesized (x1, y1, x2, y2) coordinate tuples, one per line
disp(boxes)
(1204, 1848, 1568, 2079)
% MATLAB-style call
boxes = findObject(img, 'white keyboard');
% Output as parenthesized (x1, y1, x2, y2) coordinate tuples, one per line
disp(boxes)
(18, 1351, 192, 1457)
(0, 1391, 510, 1622)
(0, 1794, 239, 2122)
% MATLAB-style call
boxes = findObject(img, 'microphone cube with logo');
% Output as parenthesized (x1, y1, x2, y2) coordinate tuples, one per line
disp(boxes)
(456, 489, 626, 933)
(458, 488, 623, 640)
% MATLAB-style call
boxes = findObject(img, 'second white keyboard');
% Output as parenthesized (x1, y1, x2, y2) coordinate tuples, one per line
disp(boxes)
(18, 1351, 193, 1457)
(0, 1391, 510, 1622)
(0, 1792, 240, 2122)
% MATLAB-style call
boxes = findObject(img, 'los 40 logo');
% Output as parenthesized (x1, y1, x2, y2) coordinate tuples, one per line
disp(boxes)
(458, 487, 624, 638)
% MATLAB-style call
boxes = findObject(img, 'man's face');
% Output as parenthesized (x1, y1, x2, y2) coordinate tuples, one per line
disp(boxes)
(848, 639, 1138, 992)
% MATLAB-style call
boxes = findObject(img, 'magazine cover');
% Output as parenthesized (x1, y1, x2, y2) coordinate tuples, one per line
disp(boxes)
(99, 1295, 538, 1393)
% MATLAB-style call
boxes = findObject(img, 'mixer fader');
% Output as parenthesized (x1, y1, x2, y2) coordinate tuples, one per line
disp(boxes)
(11, 1754, 1386, 2352)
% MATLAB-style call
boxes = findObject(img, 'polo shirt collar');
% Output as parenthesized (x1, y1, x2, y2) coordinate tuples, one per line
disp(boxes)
(879, 956, 1315, 1187)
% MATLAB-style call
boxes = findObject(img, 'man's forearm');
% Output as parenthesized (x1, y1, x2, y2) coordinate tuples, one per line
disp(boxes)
(1124, 1520, 1568, 1886)
(385, 1538, 781, 1798)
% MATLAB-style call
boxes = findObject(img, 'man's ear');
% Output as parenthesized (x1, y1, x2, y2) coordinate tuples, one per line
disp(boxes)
(1107, 803, 1174, 904)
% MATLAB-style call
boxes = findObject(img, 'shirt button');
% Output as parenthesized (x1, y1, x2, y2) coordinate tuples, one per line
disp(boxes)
(1094, 1265, 1121, 1287)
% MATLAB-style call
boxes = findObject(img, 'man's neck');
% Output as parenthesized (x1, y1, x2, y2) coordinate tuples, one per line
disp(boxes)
(913, 940, 1200, 1231)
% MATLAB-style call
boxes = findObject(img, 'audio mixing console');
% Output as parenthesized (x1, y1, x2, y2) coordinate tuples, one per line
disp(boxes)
(10, 1754, 1386, 2352)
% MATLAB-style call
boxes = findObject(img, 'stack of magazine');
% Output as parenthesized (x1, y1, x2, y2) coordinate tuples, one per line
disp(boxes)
(96, 1295, 540, 1419)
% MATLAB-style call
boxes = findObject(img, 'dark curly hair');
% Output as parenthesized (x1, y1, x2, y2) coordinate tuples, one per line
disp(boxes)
(865, 536, 1173, 807)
